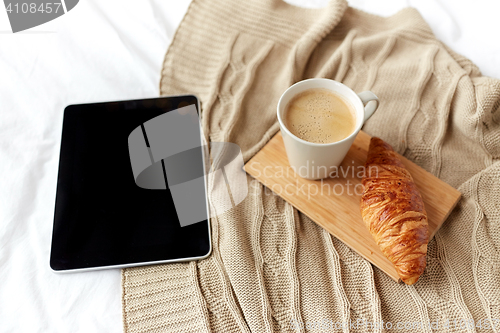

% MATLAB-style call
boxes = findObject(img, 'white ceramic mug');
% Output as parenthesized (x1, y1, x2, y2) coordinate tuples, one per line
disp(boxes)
(277, 78, 379, 180)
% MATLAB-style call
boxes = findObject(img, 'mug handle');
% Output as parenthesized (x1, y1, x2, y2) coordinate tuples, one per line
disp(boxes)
(357, 91, 379, 122)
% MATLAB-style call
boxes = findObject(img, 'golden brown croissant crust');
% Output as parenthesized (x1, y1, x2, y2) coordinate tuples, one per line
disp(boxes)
(360, 137, 429, 285)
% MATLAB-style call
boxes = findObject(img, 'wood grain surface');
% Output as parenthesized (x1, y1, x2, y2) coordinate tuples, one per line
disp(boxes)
(244, 130, 461, 282)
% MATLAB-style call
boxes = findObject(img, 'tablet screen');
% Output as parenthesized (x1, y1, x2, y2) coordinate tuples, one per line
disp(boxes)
(50, 95, 211, 271)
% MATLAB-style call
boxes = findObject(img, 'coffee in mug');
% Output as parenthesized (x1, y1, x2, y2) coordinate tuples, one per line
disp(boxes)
(277, 78, 379, 180)
(284, 88, 356, 144)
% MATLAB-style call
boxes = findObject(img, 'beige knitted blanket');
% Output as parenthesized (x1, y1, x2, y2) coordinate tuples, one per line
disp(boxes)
(122, 0, 500, 332)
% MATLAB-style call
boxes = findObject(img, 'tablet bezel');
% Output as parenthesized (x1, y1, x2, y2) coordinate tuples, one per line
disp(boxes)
(50, 95, 212, 273)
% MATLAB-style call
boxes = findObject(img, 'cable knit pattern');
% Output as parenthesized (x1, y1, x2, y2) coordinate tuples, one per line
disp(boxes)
(122, 0, 500, 331)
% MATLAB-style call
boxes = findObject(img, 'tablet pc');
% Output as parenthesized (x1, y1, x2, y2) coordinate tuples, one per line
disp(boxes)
(50, 95, 211, 272)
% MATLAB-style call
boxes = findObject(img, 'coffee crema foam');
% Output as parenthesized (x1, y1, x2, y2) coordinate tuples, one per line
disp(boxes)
(284, 88, 356, 144)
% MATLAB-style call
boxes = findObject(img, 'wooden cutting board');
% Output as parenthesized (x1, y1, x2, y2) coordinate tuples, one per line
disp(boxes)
(244, 130, 461, 282)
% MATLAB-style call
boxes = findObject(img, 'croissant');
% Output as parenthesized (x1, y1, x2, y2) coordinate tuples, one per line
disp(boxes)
(360, 137, 429, 285)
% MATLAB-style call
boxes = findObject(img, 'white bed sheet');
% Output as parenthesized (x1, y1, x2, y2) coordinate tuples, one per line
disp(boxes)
(0, 0, 498, 332)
